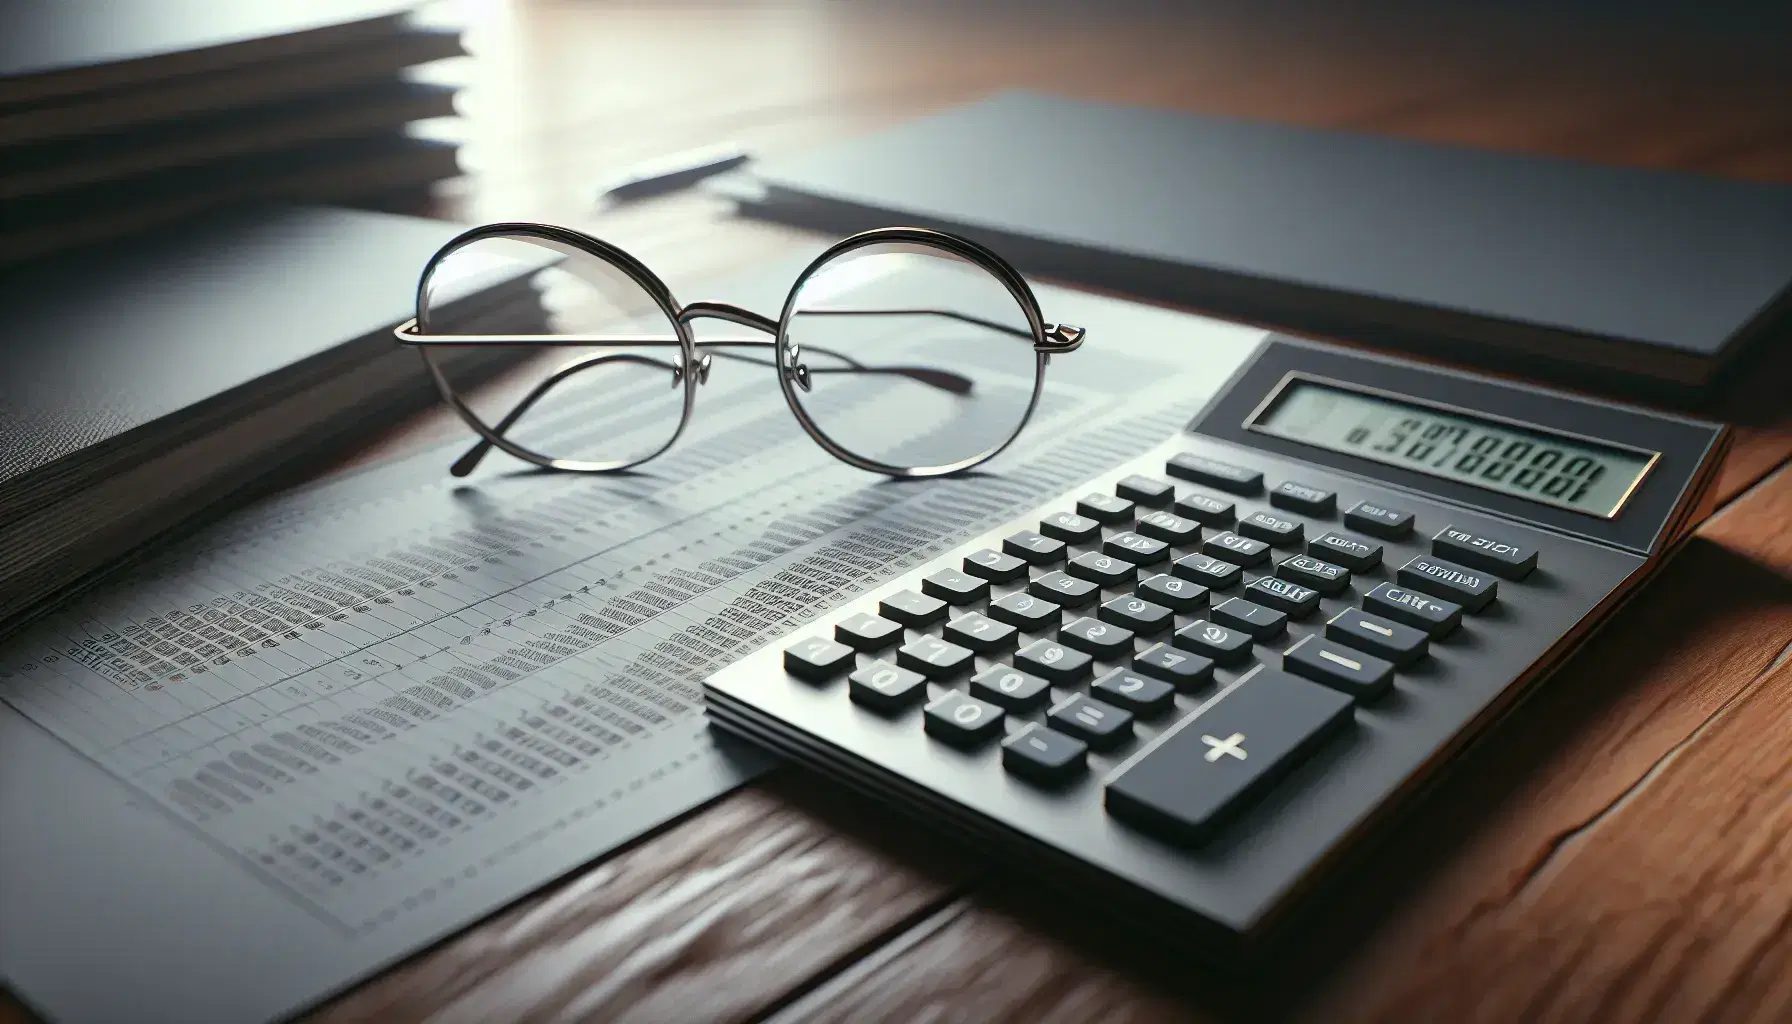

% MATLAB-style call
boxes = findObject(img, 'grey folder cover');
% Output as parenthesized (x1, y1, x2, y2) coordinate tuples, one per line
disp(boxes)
(0, 204, 540, 628)
(731, 91, 1792, 394)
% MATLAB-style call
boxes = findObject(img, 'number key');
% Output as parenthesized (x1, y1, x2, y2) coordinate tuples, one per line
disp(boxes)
(1135, 509, 1199, 544)
(1102, 531, 1170, 565)
(784, 637, 855, 680)
(835, 611, 902, 651)
(970, 665, 1051, 711)
(944, 611, 1018, 652)
(1067, 551, 1134, 586)
(1059, 615, 1134, 657)
(924, 691, 1005, 747)
(1099, 594, 1173, 633)
(1133, 642, 1216, 690)
(922, 568, 989, 605)
(1137, 573, 1209, 613)
(1040, 511, 1101, 543)
(962, 547, 1028, 582)
(880, 589, 947, 627)
(1077, 492, 1136, 523)
(1016, 638, 1094, 684)
(1092, 667, 1177, 715)
(1030, 570, 1100, 608)
(848, 661, 928, 711)
(1173, 619, 1253, 666)
(1004, 530, 1066, 564)
(897, 637, 974, 678)
(988, 591, 1059, 630)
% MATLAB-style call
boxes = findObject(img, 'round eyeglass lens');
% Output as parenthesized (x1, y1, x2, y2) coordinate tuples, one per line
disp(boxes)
(418, 233, 689, 472)
(780, 241, 1040, 473)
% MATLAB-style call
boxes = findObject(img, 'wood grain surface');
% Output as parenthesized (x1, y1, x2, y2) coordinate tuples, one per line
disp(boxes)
(8, 3, 1792, 1023)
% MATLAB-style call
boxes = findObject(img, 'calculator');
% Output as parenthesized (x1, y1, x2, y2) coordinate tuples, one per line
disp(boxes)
(703, 335, 1729, 957)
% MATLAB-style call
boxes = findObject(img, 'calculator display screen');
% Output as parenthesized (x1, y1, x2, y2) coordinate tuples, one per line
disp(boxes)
(1249, 377, 1657, 517)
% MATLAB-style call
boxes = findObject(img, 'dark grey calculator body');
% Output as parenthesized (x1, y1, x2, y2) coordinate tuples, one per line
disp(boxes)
(704, 335, 1729, 958)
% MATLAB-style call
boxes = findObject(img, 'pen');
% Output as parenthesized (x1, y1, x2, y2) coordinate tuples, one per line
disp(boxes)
(596, 143, 752, 203)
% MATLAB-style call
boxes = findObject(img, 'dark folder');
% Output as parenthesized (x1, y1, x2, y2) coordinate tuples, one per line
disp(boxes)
(726, 91, 1792, 399)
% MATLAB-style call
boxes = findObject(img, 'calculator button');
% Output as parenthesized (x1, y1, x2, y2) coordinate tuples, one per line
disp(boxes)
(962, 548, 1028, 582)
(1212, 597, 1287, 639)
(1202, 532, 1270, 567)
(1093, 668, 1177, 715)
(835, 611, 903, 650)
(1326, 608, 1428, 666)
(1244, 576, 1321, 618)
(924, 691, 1005, 747)
(784, 637, 855, 680)
(1060, 616, 1135, 657)
(1068, 551, 1136, 586)
(1106, 668, 1354, 843)
(1237, 511, 1304, 547)
(897, 637, 975, 678)
(1165, 453, 1264, 495)
(1275, 554, 1351, 595)
(988, 591, 1060, 630)
(1270, 482, 1336, 516)
(1016, 638, 1095, 684)
(1102, 531, 1170, 565)
(1133, 642, 1216, 689)
(1031, 570, 1101, 608)
(1049, 695, 1135, 751)
(1135, 509, 1199, 545)
(1173, 620, 1253, 666)
(1077, 492, 1136, 523)
(1362, 582, 1462, 638)
(1432, 525, 1538, 581)
(1138, 573, 1210, 612)
(1173, 492, 1236, 526)
(880, 589, 947, 627)
(1002, 726, 1088, 785)
(1397, 555, 1498, 612)
(922, 568, 990, 605)
(1283, 636, 1395, 702)
(1100, 594, 1174, 634)
(944, 612, 1018, 653)
(1040, 511, 1101, 543)
(1344, 501, 1414, 539)
(1115, 475, 1174, 507)
(970, 665, 1052, 711)
(1308, 532, 1382, 571)
(1004, 530, 1066, 564)
(1173, 553, 1242, 589)
(848, 661, 929, 711)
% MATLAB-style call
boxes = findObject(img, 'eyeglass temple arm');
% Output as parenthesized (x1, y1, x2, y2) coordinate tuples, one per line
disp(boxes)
(449, 350, 680, 478)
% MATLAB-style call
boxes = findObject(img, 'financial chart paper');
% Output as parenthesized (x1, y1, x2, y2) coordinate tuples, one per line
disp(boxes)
(0, 275, 1264, 1023)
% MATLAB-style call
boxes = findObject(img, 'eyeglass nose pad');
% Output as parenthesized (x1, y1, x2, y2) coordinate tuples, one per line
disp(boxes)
(783, 343, 813, 393)
(693, 353, 712, 386)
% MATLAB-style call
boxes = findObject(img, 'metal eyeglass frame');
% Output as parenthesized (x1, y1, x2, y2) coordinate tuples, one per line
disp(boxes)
(392, 222, 1085, 478)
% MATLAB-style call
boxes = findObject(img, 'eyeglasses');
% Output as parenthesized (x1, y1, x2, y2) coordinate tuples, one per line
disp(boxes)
(393, 222, 1085, 478)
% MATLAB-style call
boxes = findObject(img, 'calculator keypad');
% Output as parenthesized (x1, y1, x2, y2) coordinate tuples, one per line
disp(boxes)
(755, 441, 1549, 858)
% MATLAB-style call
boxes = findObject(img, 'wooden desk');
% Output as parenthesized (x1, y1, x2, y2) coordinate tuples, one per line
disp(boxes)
(8, 3, 1791, 1021)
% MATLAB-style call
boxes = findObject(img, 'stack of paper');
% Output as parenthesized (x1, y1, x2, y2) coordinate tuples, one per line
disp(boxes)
(0, 0, 465, 264)
(0, 204, 547, 630)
